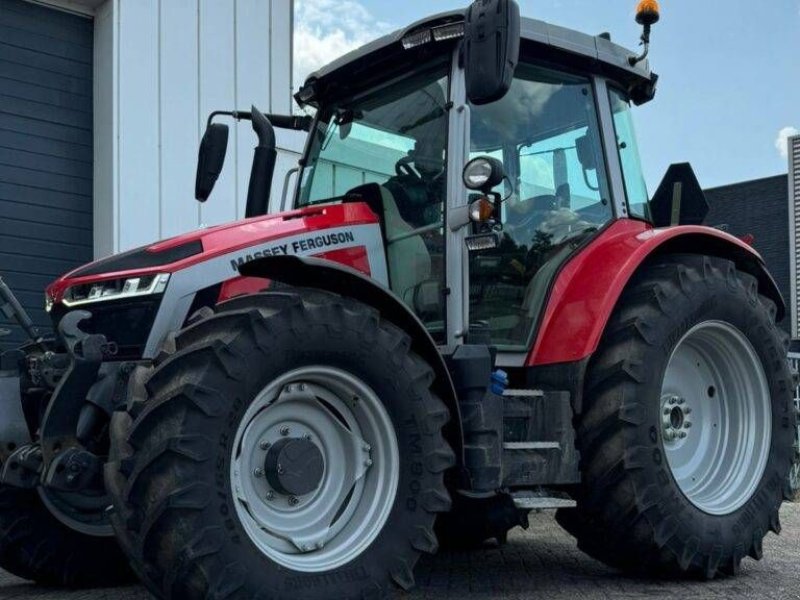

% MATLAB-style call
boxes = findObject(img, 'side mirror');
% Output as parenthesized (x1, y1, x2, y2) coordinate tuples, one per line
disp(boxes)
(195, 123, 229, 202)
(464, 0, 520, 105)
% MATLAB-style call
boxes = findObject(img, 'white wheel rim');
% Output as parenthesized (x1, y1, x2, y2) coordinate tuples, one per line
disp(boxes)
(230, 366, 399, 572)
(661, 321, 772, 516)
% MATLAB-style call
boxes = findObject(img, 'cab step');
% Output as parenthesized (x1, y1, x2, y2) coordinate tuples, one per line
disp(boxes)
(502, 389, 580, 487)
(512, 491, 576, 510)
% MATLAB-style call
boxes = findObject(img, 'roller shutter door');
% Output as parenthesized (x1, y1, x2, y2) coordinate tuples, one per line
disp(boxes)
(0, 0, 93, 349)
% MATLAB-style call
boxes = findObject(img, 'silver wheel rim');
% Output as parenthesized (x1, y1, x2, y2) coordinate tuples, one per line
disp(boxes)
(661, 320, 771, 516)
(231, 366, 399, 572)
(37, 488, 113, 537)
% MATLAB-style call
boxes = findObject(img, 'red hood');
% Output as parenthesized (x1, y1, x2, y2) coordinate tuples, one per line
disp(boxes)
(47, 203, 378, 301)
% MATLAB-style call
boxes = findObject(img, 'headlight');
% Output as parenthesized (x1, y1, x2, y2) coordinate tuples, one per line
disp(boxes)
(463, 156, 505, 191)
(62, 273, 170, 307)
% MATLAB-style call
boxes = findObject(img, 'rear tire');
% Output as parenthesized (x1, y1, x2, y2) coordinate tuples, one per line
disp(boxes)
(557, 255, 794, 578)
(105, 289, 454, 599)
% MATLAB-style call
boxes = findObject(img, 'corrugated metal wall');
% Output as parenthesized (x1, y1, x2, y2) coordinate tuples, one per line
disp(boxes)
(94, 0, 302, 257)
(0, 0, 94, 349)
(789, 135, 800, 339)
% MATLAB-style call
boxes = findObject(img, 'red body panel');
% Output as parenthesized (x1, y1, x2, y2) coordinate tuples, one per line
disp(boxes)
(527, 220, 765, 366)
(47, 203, 378, 303)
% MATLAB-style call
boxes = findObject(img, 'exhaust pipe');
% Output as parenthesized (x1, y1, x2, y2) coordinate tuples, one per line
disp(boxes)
(245, 106, 277, 218)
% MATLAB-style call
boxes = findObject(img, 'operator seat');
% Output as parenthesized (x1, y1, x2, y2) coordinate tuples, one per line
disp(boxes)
(379, 186, 432, 303)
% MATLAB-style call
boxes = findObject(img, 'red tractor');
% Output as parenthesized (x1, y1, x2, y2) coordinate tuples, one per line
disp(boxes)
(0, 1, 794, 598)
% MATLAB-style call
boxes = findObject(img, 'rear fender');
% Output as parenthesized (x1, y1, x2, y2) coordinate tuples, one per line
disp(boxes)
(528, 220, 785, 366)
(240, 255, 465, 465)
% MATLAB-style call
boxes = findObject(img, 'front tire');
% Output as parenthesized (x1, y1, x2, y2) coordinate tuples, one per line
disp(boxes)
(0, 485, 132, 587)
(106, 289, 454, 599)
(558, 255, 794, 578)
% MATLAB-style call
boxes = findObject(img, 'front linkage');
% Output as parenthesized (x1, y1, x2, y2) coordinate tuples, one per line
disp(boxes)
(0, 281, 135, 585)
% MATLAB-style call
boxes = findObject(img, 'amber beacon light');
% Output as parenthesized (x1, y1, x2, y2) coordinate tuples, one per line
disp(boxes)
(636, 0, 660, 25)
(630, 0, 661, 65)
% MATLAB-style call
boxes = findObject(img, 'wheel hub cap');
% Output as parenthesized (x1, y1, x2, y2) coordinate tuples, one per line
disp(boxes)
(264, 437, 325, 497)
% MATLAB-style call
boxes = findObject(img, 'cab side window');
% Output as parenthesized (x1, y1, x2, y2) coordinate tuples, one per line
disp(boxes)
(468, 64, 612, 348)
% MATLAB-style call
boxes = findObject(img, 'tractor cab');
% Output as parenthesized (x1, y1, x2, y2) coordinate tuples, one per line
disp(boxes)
(291, 4, 658, 353)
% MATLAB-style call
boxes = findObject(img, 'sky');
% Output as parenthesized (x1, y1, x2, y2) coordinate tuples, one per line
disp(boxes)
(294, 0, 800, 190)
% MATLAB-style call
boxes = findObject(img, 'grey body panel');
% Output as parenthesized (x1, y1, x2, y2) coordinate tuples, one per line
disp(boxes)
(0, 0, 94, 351)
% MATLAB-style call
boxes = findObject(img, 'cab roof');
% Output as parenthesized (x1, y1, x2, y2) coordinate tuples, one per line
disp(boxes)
(298, 10, 658, 109)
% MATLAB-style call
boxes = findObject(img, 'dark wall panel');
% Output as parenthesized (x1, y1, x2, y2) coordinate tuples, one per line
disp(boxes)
(0, 0, 93, 350)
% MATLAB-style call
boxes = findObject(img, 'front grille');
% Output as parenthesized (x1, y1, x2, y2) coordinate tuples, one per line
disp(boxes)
(50, 296, 162, 360)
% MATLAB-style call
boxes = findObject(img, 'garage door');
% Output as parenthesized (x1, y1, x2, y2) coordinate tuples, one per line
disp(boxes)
(0, 0, 93, 350)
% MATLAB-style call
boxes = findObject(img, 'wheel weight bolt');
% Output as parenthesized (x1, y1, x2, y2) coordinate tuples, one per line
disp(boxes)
(280, 426, 290, 437)
(259, 440, 270, 450)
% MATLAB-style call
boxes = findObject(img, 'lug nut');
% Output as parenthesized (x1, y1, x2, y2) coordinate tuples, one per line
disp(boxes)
(684, 421, 692, 428)
(364, 459, 373, 467)
(677, 398, 685, 405)
(684, 407, 692, 415)
(254, 467, 264, 477)
(669, 397, 677, 405)
(289, 496, 299, 506)
(663, 408, 671, 415)
(679, 431, 688, 439)
(363, 443, 371, 452)
(266, 491, 275, 501)
(298, 383, 306, 391)
(280, 426, 290, 437)
(259, 440, 270, 450)
(303, 433, 312, 441)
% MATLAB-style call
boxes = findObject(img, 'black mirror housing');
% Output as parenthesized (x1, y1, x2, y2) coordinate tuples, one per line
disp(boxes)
(464, 0, 521, 106)
(195, 123, 229, 202)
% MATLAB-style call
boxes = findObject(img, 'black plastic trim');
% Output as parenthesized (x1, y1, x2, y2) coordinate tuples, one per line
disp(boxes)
(69, 240, 203, 278)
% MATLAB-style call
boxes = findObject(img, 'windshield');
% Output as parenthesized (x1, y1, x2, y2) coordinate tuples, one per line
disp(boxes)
(297, 59, 451, 340)
(468, 63, 613, 349)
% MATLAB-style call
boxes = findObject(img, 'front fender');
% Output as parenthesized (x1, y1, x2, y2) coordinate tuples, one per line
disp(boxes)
(528, 219, 785, 366)
(240, 255, 465, 465)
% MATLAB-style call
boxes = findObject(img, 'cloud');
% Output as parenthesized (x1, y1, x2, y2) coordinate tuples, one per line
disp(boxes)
(776, 126, 799, 160)
(294, 0, 392, 94)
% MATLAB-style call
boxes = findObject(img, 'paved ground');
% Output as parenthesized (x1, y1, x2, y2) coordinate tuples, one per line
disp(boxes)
(2, 504, 799, 599)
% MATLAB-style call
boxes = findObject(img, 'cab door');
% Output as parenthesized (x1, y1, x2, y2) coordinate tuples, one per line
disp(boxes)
(464, 63, 614, 351)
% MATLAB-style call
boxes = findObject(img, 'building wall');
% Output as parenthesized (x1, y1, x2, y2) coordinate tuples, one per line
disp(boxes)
(704, 175, 791, 334)
(93, 0, 302, 258)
